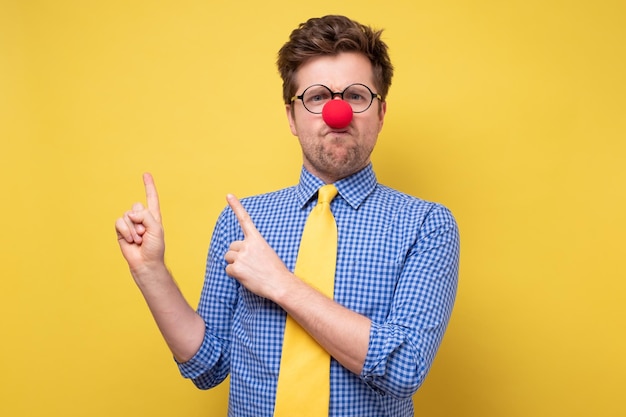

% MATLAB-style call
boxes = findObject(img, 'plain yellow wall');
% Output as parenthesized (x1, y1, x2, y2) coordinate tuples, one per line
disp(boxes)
(1, 0, 624, 416)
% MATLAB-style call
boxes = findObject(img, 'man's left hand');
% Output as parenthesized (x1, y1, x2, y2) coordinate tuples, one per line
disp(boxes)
(224, 194, 293, 300)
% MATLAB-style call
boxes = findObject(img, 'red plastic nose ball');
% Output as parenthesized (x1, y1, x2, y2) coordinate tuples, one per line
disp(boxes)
(322, 100, 353, 129)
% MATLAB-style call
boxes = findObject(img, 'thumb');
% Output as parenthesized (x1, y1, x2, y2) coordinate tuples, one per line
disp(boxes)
(128, 203, 163, 235)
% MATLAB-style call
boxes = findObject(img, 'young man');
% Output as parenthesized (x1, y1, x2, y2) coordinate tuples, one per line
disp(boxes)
(116, 15, 459, 417)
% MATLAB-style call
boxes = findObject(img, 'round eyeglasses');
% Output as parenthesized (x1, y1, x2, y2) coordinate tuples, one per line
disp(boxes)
(291, 83, 382, 114)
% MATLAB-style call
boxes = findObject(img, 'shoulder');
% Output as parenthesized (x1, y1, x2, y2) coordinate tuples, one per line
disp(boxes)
(238, 186, 297, 209)
(373, 184, 458, 229)
(214, 186, 299, 232)
(217, 186, 296, 214)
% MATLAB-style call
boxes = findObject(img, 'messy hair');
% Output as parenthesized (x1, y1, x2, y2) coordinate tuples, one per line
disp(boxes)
(277, 15, 394, 104)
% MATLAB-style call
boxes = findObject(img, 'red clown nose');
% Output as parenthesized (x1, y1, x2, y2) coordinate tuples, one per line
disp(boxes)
(322, 100, 353, 129)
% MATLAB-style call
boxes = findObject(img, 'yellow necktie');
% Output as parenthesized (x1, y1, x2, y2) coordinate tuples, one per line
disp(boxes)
(273, 184, 338, 417)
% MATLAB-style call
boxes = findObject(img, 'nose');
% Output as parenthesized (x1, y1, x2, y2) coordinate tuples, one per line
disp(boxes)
(322, 99, 353, 129)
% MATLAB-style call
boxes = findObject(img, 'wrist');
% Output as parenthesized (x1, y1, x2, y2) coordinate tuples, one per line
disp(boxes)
(273, 273, 314, 312)
(130, 260, 170, 288)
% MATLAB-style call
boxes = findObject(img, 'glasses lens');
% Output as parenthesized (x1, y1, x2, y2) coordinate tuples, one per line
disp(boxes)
(343, 84, 373, 113)
(302, 85, 332, 113)
(299, 84, 376, 114)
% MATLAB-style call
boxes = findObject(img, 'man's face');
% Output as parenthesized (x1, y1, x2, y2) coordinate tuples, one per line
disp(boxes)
(286, 52, 386, 183)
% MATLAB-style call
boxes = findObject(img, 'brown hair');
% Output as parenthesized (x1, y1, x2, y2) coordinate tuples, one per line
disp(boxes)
(277, 15, 394, 104)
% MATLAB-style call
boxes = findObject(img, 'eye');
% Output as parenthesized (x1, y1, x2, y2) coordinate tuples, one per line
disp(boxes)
(347, 92, 365, 101)
(306, 89, 331, 103)
(344, 86, 369, 103)
(310, 93, 329, 102)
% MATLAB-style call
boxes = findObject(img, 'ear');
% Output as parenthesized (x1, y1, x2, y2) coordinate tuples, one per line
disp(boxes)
(285, 104, 298, 136)
(377, 101, 387, 133)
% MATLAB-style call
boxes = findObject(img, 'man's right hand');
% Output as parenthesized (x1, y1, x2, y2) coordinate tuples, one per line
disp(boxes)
(115, 173, 165, 277)
(114, 173, 205, 362)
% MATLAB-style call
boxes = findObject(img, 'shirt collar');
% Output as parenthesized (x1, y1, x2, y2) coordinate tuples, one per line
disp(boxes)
(295, 163, 378, 209)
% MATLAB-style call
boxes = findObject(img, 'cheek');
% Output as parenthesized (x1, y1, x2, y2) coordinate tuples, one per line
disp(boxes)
(360, 116, 384, 137)
(290, 112, 324, 137)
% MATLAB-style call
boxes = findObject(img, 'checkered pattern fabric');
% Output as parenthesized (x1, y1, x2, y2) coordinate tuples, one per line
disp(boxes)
(178, 164, 460, 417)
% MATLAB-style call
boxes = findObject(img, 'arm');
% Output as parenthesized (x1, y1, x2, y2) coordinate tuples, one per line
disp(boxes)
(360, 205, 460, 398)
(224, 195, 459, 397)
(275, 278, 371, 374)
(223, 194, 370, 374)
(115, 173, 205, 362)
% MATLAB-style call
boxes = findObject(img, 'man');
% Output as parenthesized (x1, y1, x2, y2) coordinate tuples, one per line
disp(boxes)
(116, 15, 459, 417)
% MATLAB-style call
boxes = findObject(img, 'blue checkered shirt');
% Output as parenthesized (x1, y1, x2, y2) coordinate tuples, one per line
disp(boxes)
(178, 164, 460, 417)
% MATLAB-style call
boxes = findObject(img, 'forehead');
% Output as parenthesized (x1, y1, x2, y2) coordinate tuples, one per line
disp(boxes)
(295, 52, 375, 91)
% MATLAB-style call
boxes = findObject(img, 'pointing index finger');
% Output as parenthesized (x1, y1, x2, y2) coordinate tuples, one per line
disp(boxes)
(226, 194, 258, 238)
(143, 172, 162, 222)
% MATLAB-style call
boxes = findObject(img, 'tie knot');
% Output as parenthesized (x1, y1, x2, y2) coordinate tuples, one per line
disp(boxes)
(317, 184, 338, 204)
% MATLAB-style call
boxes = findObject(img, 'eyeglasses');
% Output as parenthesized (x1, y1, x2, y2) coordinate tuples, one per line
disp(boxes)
(291, 83, 382, 114)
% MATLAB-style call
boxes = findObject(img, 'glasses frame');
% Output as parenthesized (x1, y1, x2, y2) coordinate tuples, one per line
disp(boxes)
(290, 83, 382, 114)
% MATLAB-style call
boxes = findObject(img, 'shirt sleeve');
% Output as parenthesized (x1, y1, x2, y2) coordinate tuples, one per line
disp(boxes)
(177, 208, 238, 389)
(360, 204, 460, 399)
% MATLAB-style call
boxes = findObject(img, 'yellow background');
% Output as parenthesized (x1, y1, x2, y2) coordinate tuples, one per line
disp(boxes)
(1, 0, 624, 416)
